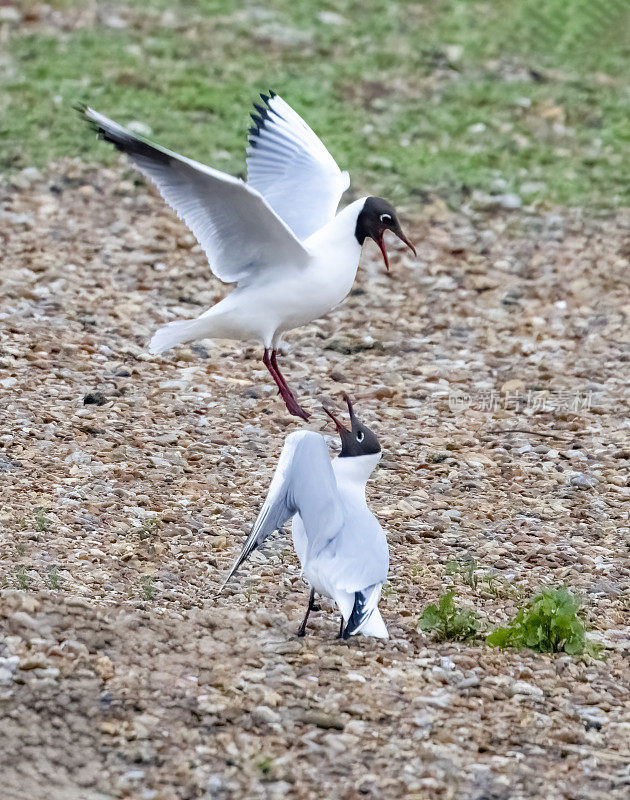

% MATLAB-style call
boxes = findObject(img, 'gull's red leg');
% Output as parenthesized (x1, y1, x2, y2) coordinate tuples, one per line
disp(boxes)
(271, 349, 310, 418)
(262, 349, 310, 420)
(271, 349, 296, 399)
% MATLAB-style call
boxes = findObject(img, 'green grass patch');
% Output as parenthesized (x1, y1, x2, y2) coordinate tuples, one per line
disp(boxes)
(16, 564, 31, 590)
(141, 575, 155, 600)
(418, 589, 480, 641)
(48, 564, 61, 590)
(486, 586, 602, 657)
(34, 507, 50, 532)
(254, 755, 275, 776)
(445, 558, 479, 589)
(445, 558, 528, 600)
(1, 0, 628, 207)
(419, 583, 603, 656)
(139, 516, 161, 539)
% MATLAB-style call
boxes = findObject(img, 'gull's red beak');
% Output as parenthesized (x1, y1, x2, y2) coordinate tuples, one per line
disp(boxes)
(397, 229, 417, 257)
(323, 405, 348, 435)
(342, 392, 355, 420)
(376, 232, 390, 271)
(375, 227, 417, 272)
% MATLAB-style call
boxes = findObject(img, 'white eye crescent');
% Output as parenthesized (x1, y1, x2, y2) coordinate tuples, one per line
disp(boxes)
(356, 430, 364, 443)
(379, 213, 392, 223)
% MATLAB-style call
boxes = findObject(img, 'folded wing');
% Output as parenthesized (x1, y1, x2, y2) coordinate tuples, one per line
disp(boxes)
(246, 93, 350, 240)
(80, 106, 309, 284)
(219, 430, 344, 591)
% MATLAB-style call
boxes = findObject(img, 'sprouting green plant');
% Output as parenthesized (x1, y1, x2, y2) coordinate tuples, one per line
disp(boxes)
(418, 590, 480, 642)
(34, 507, 50, 531)
(445, 558, 479, 589)
(16, 544, 25, 557)
(139, 516, 161, 540)
(254, 755, 275, 776)
(48, 564, 60, 589)
(478, 573, 529, 601)
(121, 516, 162, 540)
(16, 564, 30, 589)
(243, 584, 260, 602)
(486, 587, 602, 657)
(462, 559, 478, 589)
(141, 576, 155, 600)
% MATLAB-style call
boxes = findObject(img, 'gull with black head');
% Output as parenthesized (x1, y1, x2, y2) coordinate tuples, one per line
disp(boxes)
(79, 93, 415, 419)
(220, 395, 389, 640)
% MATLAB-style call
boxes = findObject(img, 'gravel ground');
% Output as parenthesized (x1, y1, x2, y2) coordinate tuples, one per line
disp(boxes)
(0, 164, 629, 799)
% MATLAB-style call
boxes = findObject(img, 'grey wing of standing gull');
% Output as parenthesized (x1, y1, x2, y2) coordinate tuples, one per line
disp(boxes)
(218, 431, 344, 592)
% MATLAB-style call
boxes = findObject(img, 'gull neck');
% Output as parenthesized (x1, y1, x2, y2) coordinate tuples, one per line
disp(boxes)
(332, 451, 381, 491)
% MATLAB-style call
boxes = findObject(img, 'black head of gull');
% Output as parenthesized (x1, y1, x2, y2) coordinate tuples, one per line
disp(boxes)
(323, 394, 381, 458)
(354, 196, 416, 271)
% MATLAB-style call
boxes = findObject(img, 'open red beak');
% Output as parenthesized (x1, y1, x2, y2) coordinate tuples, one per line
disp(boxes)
(397, 229, 417, 258)
(323, 405, 348, 435)
(342, 393, 355, 420)
(375, 229, 417, 271)
(376, 233, 390, 271)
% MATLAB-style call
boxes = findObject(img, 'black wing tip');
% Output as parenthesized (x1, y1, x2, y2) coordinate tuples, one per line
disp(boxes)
(78, 109, 172, 167)
(260, 90, 277, 104)
(75, 102, 98, 132)
(248, 124, 260, 148)
(342, 590, 374, 639)
(248, 111, 265, 146)
(247, 91, 278, 147)
(253, 102, 269, 119)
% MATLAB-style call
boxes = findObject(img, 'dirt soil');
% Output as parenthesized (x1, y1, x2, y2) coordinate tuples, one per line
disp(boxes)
(0, 164, 629, 800)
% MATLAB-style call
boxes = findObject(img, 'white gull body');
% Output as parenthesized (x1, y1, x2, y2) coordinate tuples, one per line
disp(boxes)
(291, 447, 388, 637)
(222, 430, 389, 638)
(156, 198, 366, 352)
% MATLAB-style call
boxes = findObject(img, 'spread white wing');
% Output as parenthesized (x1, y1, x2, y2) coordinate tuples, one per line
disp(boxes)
(246, 93, 350, 240)
(81, 107, 309, 284)
(219, 431, 344, 591)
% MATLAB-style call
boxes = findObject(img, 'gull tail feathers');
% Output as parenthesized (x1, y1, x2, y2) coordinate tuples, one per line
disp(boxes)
(149, 317, 212, 355)
(358, 607, 388, 638)
(343, 584, 387, 639)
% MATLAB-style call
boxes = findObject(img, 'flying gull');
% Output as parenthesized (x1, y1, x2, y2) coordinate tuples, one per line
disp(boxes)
(79, 94, 415, 418)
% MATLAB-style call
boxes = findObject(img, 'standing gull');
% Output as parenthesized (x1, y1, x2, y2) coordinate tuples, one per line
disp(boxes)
(79, 93, 415, 419)
(221, 396, 389, 639)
